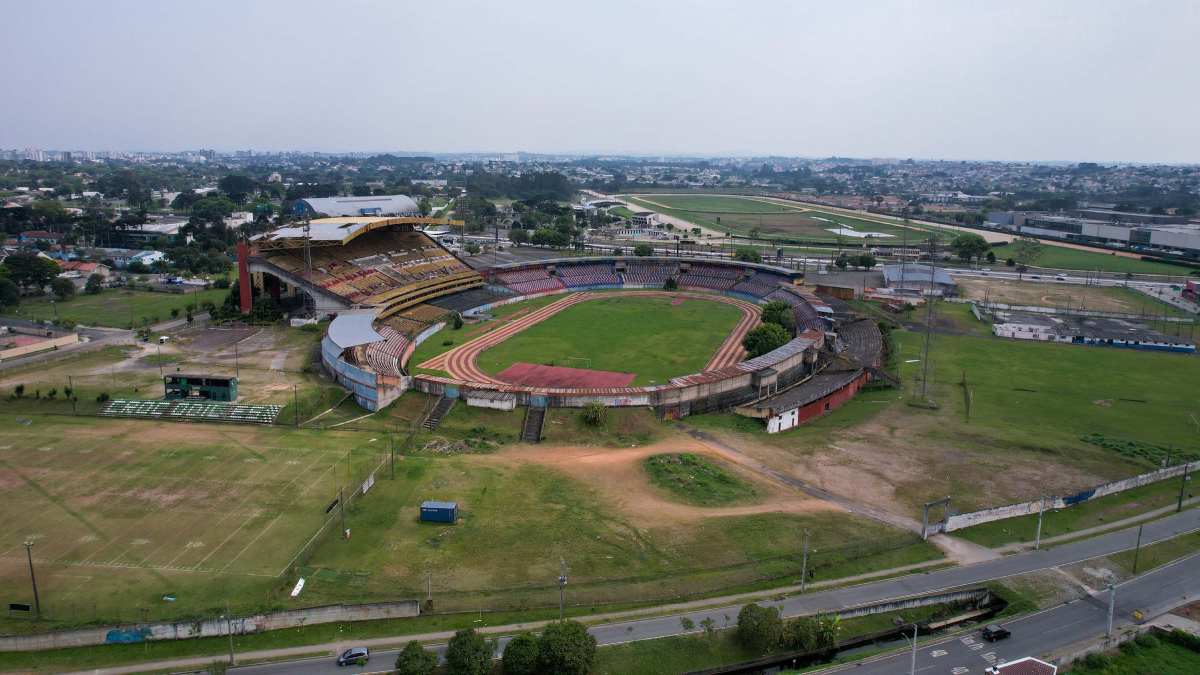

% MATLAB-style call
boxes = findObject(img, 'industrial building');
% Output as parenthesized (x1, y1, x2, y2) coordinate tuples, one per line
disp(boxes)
(986, 211, 1200, 257)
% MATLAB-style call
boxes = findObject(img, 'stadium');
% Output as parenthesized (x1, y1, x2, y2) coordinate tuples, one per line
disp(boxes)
(238, 212, 893, 433)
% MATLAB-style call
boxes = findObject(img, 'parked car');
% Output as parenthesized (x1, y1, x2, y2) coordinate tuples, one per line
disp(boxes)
(1029, 275, 1041, 279)
(982, 624, 1011, 642)
(1055, 274, 1067, 281)
(336, 646, 370, 666)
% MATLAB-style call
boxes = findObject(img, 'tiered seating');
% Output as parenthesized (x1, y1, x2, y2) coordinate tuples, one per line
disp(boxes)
(732, 272, 786, 298)
(678, 264, 741, 292)
(764, 287, 824, 331)
(99, 399, 284, 425)
(556, 263, 621, 288)
(623, 262, 677, 285)
(362, 325, 409, 376)
(495, 267, 566, 295)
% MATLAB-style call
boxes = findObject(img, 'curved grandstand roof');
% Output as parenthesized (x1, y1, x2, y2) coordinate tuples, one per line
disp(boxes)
(296, 195, 419, 217)
(327, 310, 384, 349)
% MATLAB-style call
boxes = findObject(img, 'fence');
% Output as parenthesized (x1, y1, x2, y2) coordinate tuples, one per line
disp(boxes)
(0, 600, 420, 652)
(936, 460, 1199, 533)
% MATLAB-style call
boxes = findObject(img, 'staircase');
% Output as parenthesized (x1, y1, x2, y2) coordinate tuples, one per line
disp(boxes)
(521, 407, 545, 443)
(422, 396, 455, 430)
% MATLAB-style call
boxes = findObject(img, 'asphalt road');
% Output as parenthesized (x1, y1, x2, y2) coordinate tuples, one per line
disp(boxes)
(824, 550, 1200, 674)
(231, 508, 1200, 675)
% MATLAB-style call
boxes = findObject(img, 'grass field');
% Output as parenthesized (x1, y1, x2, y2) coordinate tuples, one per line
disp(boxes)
(624, 194, 919, 242)
(643, 453, 760, 506)
(408, 294, 564, 376)
(475, 294, 744, 385)
(955, 278, 1191, 317)
(990, 242, 1196, 277)
(0, 416, 389, 632)
(3, 286, 230, 328)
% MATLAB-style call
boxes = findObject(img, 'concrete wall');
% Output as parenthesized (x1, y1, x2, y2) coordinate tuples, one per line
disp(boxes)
(0, 333, 80, 362)
(830, 587, 990, 622)
(0, 601, 420, 652)
(943, 460, 1200, 532)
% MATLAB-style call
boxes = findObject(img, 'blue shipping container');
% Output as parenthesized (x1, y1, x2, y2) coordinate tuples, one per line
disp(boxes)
(420, 500, 458, 523)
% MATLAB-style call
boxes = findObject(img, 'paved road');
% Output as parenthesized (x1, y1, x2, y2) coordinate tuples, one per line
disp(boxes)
(226, 508, 1200, 675)
(822, 551, 1200, 674)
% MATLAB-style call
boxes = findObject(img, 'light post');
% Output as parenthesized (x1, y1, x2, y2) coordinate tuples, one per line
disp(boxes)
(898, 622, 918, 675)
(24, 541, 41, 620)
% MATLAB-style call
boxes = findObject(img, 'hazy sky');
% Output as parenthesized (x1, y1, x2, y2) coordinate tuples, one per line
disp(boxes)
(3, 0, 1198, 162)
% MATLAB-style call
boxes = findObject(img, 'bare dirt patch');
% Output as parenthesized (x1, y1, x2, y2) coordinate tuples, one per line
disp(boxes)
(956, 277, 1143, 313)
(482, 437, 836, 527)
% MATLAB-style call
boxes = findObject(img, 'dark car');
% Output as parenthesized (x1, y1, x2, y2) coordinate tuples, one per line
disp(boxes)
(336, 646, 370, 666)
(982, 624, 1011, 642)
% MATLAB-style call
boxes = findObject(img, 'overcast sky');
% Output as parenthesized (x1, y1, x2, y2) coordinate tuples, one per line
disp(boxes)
(2, 0, 1197, 162)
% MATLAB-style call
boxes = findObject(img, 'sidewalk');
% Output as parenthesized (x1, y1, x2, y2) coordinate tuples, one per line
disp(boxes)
(994, 496, 1200, 554)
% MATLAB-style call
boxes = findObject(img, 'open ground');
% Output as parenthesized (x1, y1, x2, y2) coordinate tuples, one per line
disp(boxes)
(955, 277, 1191, 316)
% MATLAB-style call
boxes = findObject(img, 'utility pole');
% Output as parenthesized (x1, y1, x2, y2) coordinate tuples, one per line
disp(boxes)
(293, 384, 299, 427)
(800, 530, 810, 592)
(1106, 584, 1116, 639)
(68, 375, 76, 415)
(225, 601, 235, 665)
(1131, 524, 1144, 574)
(1178, 461, 1190, 513)
(1034, 496, 1046, 550)
(155, 343, 164, 378)
(558, 557, 568, 621)
(23, 541, 40, 621)
(339, 487, 346, 537)
(909, 623, 918, 675)
(234, 342, 240, 379)
(425, 570, 433, 605)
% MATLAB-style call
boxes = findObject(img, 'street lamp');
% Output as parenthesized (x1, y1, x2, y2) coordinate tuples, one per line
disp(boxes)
(23, 540, 41, 620)
(895, 620, 918, 675)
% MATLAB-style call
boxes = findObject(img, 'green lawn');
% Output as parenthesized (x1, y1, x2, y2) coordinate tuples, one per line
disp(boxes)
(953, 477, 1195, 547)
(1108, 530, 1200, 575)
(475, 294, 744, 386)
(643, 453, 760, 506)
(4, 286, 230, 328)
(407, 294, 564, 374)
(990, 242, 1196, 276)
(1066, 632, 1200, 674)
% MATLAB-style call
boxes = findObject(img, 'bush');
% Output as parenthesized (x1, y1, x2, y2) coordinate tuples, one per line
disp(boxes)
(452, 313, 464, 330)
(51, 277, 76, 301)
(536, 621, 596, 675)
(760, 300, 796, 333)
(735, 603, 783, 653)
(581, 401, 606, 427)
(300, 323, 320, 332)
(634, 243, 653, 256)
(501, 633, 539, 675)
(445, 628, 491, 675)
(84, 273, 104, 295)
(96, 392, 110, 403)
(214, 277, 231, 289)
(14, 384, 25, 398)
(395, 641, 437, 675)
(734, 247, 762, 263)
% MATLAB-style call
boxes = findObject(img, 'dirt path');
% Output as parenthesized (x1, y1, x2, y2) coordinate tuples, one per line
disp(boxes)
(482, 437, 837, 527)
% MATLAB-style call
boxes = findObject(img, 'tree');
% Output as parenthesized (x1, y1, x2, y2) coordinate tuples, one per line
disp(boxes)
(218, 174, 257, 204)
(464, 242, 481, 255)
(1011, 236, 1043, 278)
(501, 633, 540, 675)
(418, 198, 432, 217)
(735, 603, 783, 653)
(445, 628, 491, 675)
(663, 277, 678, 291)
(950, 232, 990, 263)
(581, 401, 607, 427)
(394, 641, 437, 675)
(4, 253, 59, 290)
(742, 323, 791, 358)
(509, 228, 530, 246)
(633, 243, 653, 256)
(51, 277, 75, 301)
(734, 247, 763, 263)
(536, 621, 597, 675)
(985, 250, 996, 264)
(855, 253, 877, 269)
(834, 253, 849, 270)
(761, 301, 796, 333)
(0, 278, 19, 309)
(783, 614, 840, 652)
(85, 273, 104, 295)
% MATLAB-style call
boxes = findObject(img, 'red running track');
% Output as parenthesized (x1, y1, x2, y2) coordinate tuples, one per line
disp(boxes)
(416, 291, 761, 387)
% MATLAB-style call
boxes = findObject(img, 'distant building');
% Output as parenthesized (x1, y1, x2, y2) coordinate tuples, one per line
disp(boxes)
(986, 211, 1200, 257)
(920, 191, 990, 205)
(293, 195, 420, 218)
(19, 230, 64, 244)
(56, 260, 111, 279)
(631, 211, 656, 228)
